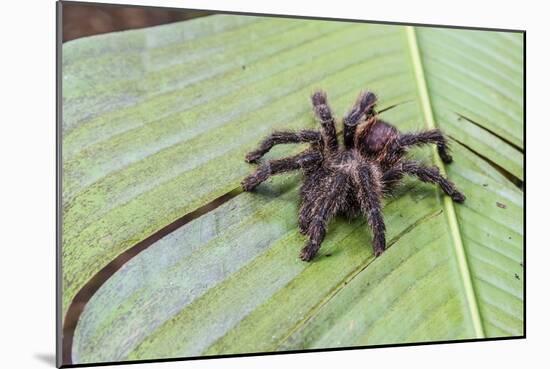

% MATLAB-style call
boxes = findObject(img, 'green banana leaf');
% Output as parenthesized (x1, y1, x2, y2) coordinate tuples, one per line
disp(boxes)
(62, 14, 524, 364)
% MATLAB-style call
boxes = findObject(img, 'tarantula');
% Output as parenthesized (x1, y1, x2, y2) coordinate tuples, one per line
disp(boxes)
(241, 90, 465, 261)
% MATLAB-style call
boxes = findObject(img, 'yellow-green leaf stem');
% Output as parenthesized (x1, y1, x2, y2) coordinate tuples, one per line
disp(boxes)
(406, 26, 485, 339)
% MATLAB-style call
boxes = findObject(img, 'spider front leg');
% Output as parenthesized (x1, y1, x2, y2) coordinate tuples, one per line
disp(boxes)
(300, 173, 347, 261)
(300, 215, 329, 261)
(343, 91, 377, 148)
(244, 130, 321, 163)
(398, 130, 453, 163)
(298, 194, 315, 235)
(386, 160, 465, 203)
(298, 168, 330, 234)
(311, 90, 338, 152)
(355, 164, 386, 256)
(241, 151, 322, 191)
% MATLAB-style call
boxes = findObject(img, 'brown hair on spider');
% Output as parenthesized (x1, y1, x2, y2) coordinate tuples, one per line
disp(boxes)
(241, 89, 465, 261)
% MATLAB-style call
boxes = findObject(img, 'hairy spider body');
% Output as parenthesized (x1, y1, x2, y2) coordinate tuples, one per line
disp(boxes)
(242, 90, 465, 261)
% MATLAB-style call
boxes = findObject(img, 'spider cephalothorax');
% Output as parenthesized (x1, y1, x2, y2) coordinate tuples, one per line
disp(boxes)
(242, 90, 465, 261)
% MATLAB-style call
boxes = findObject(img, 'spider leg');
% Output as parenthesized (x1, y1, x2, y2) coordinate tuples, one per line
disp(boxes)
(397, 129, 453, 163)
(311, 90, 338, 153)
(298, 167, 330, 234)
(387, 160, 465, 203)
(298, 201, 312, 235)
(343, 91, 377, 148)
(380, 163, 405, 192)
(245, 130, 321, 163)
(241, 150, 322, 191)
(354, 163, 386, 257)
(298, 189, 316, 235)
(300, 173, 347, 261)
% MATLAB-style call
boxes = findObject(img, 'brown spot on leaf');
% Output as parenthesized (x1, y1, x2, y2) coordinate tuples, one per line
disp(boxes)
(496, 202, 507, 209)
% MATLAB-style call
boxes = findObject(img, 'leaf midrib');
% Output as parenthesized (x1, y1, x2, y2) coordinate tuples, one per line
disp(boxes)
(406, 26, 485, 338)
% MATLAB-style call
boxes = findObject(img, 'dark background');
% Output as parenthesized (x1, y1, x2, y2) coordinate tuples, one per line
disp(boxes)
(62, 2, 211, 42)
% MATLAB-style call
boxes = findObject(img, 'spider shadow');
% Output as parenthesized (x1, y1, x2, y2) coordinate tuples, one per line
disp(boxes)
(383, 174, 444, 205)
(317, 216, 367, 259)
(252, 175, 302, 201)
(246, 172, 441, 261)
(313, 180, 439, 260)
